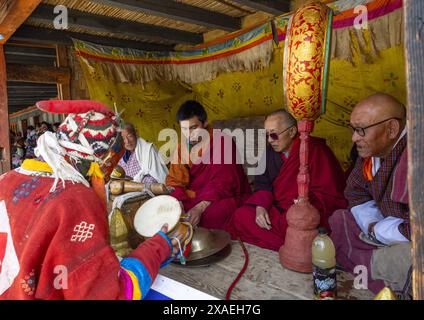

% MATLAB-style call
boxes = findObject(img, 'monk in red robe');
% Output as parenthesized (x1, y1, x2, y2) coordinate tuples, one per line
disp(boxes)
(166, 100, 251, 230)
(0, 100, 180, 300)
(230, 109, 347, 251)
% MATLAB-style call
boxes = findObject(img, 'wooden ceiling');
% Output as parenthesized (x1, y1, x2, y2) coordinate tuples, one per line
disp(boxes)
(10, 0, 291, 51)
(3, 0, 291, 115)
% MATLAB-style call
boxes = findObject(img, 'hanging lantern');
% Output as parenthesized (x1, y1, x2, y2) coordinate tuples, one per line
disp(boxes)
(279, 2, 333, 273)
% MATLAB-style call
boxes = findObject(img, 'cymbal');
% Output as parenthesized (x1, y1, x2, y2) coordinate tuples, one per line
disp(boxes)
(172, 243, 232, 268)
(186, 227, 231, 262)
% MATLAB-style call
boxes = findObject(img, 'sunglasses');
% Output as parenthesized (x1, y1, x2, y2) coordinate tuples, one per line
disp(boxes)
(266, 125, 294, 141)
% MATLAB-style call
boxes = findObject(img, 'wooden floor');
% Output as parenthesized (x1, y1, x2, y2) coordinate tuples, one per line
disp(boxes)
(160, 240, 374, 300)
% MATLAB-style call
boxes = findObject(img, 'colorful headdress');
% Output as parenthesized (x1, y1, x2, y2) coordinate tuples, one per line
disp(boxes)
(34, 100, 125, 196)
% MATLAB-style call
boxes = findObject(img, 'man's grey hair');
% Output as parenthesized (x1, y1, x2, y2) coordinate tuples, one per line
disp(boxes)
(122, 123, 138, 137)
(265, 108, 297, 126)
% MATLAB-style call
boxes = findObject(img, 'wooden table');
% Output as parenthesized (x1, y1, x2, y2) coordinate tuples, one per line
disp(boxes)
(160, 240, 374, 300)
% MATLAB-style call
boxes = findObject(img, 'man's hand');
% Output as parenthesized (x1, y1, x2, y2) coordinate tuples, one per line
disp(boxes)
(368, 222, 378, 237)
(160, 223, 181, 256)
(256, 206, 271, 230)
(187, 201, 211, 228)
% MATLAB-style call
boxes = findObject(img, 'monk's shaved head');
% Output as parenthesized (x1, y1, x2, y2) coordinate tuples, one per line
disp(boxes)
(352, 93, 406, 122)
(350, 92, 406, 159)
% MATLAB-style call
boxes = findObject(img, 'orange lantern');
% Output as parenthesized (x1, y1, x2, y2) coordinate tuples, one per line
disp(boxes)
(279, 2, 333, 273)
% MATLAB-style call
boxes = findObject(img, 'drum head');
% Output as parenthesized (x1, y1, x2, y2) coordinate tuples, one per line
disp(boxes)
(134, 195, 181, 237)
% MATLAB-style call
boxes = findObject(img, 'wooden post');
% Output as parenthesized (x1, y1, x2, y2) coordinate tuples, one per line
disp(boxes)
(0, 45, 10, 174)
(404, 0, 424, 300)
(56, 45, 71, 100)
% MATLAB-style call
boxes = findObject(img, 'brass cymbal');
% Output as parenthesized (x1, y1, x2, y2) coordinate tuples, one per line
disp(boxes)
(172, 244, 232, 268)
(186, 227, 231, 262)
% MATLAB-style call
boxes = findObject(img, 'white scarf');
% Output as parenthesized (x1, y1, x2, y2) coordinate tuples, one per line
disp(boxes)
(133, 137, 168, 183)
(34, 132, 90, 192)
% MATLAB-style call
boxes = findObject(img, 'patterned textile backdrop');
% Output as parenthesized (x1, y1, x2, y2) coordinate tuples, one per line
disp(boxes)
(75, 0, 405, 170)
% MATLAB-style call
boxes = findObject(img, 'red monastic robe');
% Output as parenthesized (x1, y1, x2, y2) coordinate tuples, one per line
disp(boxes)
(0, 170, 171, 300)
(230, 137, 348, 251)
(166, 131, 251, 230)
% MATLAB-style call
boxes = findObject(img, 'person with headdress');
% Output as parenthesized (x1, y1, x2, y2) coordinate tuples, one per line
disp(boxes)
(229, 109, 347, 251)
(0, 100, 180, 300)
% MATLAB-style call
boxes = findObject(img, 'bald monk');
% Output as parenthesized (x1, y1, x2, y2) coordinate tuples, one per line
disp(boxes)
(166, 100, 251, 230)
(330, 93, 411, 297)
(229, 109, 347, 251)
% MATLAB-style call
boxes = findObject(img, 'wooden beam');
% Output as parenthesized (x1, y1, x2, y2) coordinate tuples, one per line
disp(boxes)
(4, 45, 56, 58)
(404, 0, 424, 300)
(0, 0, 42, 45)
(88, 0, 241, 31)
(0, 0, 13, 25)
(0, 45, 10, 173)
(12, 25, 175, 51)
(230, 0, 290, 15)
(31, 4, 203, 45)
(7, 63, 70, 84)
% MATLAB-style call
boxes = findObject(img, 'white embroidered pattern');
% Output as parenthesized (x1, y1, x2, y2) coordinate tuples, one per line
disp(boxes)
(70, 221, 95, 242)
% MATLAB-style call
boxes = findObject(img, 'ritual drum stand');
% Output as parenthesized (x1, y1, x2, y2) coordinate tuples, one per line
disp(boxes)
(108, 194, 151, 257)
(279, 1, 333, 273)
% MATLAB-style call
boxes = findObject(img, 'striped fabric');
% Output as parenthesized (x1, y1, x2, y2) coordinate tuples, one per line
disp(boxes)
(345, 135, 409, 237)
(120, 258, 153, 300)
(119, 231, 173, 300)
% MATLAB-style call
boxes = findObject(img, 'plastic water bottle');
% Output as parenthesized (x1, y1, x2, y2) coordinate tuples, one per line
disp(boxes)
(312, 227, 337, 300)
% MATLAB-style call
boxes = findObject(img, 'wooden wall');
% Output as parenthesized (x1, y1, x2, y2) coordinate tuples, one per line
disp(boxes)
(404, 0, 424, 301)
(0, 45, 10, 174)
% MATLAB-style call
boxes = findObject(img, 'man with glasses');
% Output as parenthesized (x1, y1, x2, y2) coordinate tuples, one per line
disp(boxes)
(329, 93, 411, 297)
(229, 109, 347, 251)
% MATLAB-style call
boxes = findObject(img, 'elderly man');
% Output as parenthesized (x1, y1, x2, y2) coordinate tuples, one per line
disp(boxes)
(118, 123, 168, 183)
(0, 100, 180, 300)
(329, 93, 411, 297)
(166, 100, 251, 230)
(229, 109, 347, 251)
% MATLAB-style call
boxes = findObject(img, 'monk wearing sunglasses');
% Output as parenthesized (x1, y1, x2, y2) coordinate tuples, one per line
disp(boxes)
(229, 109, 347, 251)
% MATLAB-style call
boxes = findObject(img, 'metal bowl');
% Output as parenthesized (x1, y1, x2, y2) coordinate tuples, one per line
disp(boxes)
(186, 227, 231, 262)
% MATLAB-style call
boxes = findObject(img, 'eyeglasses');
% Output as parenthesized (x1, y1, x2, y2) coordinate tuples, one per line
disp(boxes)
(266, 125, 294, 141)
(349, 117, 402, 137)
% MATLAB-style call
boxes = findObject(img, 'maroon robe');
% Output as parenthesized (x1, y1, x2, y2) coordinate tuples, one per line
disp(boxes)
(167, 133, 251, 230)
(329, 135, 409, 294)
(230, 137, 348, 251)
